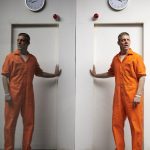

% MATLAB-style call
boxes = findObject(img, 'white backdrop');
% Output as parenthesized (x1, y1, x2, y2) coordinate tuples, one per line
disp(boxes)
(1, 0, 150, 149)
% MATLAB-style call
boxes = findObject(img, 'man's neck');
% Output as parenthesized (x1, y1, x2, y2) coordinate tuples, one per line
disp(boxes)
(18, 49, 28, 55)
(120, 49, 128, 55)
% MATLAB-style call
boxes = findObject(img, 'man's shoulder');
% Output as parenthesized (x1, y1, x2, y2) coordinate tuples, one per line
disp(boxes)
(130, 50, 144, 64)
(29, 53, 35, 57)
(28, 53, 38, 61)
(131, 50, 142, 58)
(7, 49, 20, 57)
(5, 51, 15, 58)
(112, 53, 119, 60)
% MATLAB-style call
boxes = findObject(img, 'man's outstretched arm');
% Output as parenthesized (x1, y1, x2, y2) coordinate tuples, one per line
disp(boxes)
(36, 65, 61, 78)
(90, 65, 114, 78)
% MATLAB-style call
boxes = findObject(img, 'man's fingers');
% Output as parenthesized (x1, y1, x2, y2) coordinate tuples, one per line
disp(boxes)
(133, 102, 136, 108)
(58, 68, 61, 74)
(93, 65, 96, 72)
(55, 65, 60, 73)
(6, 99, 12, 106)
(90, 69, 94, 76)
(132, 101, 139, 108)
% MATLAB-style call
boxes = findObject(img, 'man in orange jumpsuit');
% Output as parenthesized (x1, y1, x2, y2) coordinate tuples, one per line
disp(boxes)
(1, 33, 61, 150)
(90, 32, 146, 150)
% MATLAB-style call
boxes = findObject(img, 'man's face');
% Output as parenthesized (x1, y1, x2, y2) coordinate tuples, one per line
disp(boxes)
(17, 35, 29, 51)
(118, 34, 131, 51)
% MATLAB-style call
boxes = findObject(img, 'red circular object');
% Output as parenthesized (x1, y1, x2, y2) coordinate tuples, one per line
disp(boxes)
(93, 13, 99, 19)
(53, 14, 60, 20)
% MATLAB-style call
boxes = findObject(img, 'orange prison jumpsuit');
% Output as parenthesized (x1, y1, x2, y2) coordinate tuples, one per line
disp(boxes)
(2, 49, 43, 150)
(108, 49, 146, 150)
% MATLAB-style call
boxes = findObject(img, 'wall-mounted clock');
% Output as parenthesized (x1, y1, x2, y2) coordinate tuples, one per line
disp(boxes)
(108, 0, 128, 11)
(25, 0, 46, 12)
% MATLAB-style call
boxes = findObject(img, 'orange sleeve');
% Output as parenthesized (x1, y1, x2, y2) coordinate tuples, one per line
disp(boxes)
(136, 55, 146, 79)
(34, 58, 43, 76)
(108, 57, 115, 76)
(1, 55, 11, 77)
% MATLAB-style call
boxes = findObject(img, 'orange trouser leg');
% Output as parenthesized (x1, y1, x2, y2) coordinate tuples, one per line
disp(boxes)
(126, 99, 144, 150)
(112, 104, 126, 150)
(21, 98, 35, 150)
(112, 89, 126, 150)
(4, 102, 21, 150)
